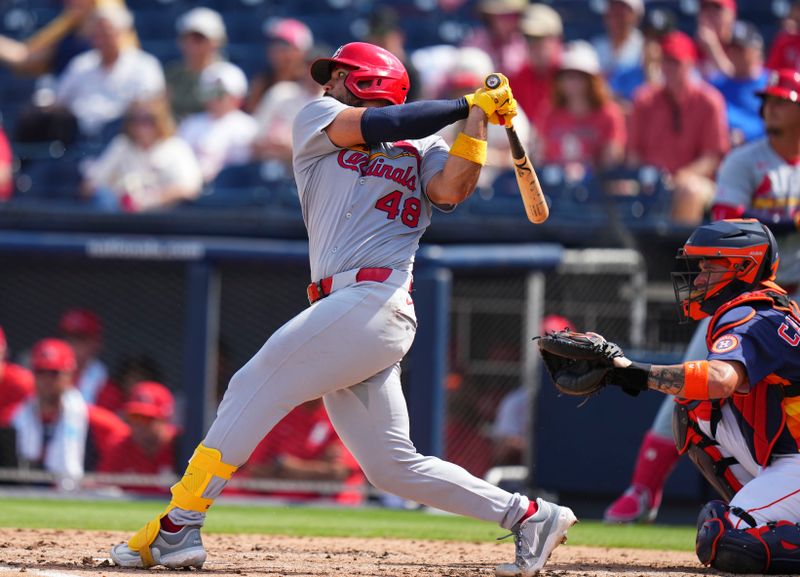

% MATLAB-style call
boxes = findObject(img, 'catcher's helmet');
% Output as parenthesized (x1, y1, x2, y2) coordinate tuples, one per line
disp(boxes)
(310, 42, 409, 105)
(672, 219, 779, 322)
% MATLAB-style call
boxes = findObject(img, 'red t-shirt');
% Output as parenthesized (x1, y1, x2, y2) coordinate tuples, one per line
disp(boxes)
(97, 424, 178, 475)
(542, 101, 626, 168)
(508, 64, 556, 133)
(628, 81, 729, 173)
(94, 381, 126, 414)
(87, 405, 130, 468)
(0, 129, 11, 201)
(766, 31, 800, 71)
(241, 403, 364, 504)
(0, 363, 34, 426)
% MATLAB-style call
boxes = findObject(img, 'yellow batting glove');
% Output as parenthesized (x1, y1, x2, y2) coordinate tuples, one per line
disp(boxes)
(489, 97, 518, 126)
(466, 85, 514, 119)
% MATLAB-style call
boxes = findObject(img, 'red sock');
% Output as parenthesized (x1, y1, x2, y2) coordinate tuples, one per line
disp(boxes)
(160, 516, 184, 533)
(520, 499, 539, 522)
(630, 431, 680, 508)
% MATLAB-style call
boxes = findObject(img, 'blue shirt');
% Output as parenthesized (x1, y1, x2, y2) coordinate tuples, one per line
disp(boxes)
(710, 71, 769, 144)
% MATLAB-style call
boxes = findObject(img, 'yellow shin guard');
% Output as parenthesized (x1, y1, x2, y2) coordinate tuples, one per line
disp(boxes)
(126, 444, 238, 567)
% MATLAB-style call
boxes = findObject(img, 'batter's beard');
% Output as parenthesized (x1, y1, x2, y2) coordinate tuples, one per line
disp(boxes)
(324, 90, 366, 108)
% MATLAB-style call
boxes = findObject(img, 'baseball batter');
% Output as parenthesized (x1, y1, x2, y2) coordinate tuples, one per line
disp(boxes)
(110, 42, 576, 577)
(606, 68, 800, 524)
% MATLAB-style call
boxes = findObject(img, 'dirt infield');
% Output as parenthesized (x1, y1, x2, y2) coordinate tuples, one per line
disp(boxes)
(0, 528, 725, 577)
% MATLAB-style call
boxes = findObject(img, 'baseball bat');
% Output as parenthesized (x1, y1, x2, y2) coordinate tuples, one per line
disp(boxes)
(485, 74, 549, 224)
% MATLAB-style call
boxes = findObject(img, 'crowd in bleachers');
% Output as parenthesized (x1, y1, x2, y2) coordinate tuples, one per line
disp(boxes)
(0, 0, 795, 226)
(0, 316, 365, 502)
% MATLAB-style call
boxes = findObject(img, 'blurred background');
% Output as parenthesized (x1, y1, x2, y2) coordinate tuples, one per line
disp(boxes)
(0, 0, 797, 523)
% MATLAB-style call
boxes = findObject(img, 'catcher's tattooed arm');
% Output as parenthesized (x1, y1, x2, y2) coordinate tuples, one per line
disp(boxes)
(614, 357, 748, 398)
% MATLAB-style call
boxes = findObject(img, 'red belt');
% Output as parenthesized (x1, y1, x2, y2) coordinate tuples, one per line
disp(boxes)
(307, 267, 394, 305)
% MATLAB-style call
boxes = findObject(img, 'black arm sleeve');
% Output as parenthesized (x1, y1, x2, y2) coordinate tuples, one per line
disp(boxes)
(360, 98, 470, 145)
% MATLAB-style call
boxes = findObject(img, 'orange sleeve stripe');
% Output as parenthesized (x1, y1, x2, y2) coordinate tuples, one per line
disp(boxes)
(682, 361, 710, 400)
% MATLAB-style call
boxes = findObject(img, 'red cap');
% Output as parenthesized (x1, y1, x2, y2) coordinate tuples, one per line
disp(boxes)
(59, 309, 102, 338)
(31, 338, 77, 372)
(702, 0, 736, 14)
(756, 69, 800, 103)
(124, 381, 175, 420)
(541, 314, 575, 334)
(660, 31, 698, 64)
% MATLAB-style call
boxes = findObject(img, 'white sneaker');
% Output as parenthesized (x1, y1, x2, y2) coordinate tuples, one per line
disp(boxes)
(495, 498, 578, 577)
(110, 525, 206, 569)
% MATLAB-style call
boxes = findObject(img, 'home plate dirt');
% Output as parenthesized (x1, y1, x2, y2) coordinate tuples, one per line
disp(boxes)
(0, 528, 747, 576)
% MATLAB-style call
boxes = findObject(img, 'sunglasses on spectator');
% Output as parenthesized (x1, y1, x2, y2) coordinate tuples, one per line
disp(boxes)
(181, 31, 212, 42)
(33, 369, 67, 376)
(128, 114, 157, 125)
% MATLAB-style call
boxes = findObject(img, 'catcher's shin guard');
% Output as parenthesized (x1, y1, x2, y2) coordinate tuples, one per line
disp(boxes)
(673, 402, 742, 502)
(126, 444, 237, 567)
(696, 500, 800, 574)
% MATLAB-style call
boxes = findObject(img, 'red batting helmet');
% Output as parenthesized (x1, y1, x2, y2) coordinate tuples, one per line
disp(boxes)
(310, 42, 410, 105)
(756, 69, 800, 104)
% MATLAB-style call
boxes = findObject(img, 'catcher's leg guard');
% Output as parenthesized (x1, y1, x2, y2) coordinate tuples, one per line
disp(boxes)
(673, 402, 742, 502)
(126, 444, 237, 567)
(696, 500, 800, 574)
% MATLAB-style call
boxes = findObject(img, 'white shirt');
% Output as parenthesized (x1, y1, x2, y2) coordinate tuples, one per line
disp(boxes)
(56, 48, 165, 136)
(178, 110, 258, 182)
(592, 29, 644, 74)
(87, 134, 203, 210)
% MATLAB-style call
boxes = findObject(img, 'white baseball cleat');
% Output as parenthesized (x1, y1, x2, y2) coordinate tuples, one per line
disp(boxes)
(495, 498, 578, 577)
(110, 525, 207, 569)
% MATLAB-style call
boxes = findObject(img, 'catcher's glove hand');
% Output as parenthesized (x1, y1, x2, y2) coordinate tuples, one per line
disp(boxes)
(537, 330, 624, 397)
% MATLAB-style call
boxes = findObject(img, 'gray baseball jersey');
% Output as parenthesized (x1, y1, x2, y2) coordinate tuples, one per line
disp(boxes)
(292, 97, 450, 281)
(714, 137, 800, 284)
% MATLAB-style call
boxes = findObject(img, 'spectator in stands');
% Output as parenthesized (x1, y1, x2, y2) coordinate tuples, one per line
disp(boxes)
(0, 0, 136, 78)
(611, 8, 677, 103)
(58, 308, 108, 405)
(244, 19, 313, 114)
(541, 41, 626, 180)
(766, 1, 800, 71)
(83, 96, 203, 211)
(55, 4, 165, 138)
(251, 51, 322, 175)
(97, 354, 163, 415)
(0, 326, 34, 427)
(98, 381, 179, 476)
(591, 0, 644, 92)
(241, 399, 365, 504)
(11, 338, 127, 479)
(461, 0, 528, 76)
(0, 126, 11, 201)
(710, 21, 768, 147)
(179, 61, 258, 183)
(509, 4, 563, 135)
(436, 48, 533, 188)
(628, 31, 729, 225)
(695, 0, 737, 79)
(365, 7, 421, 103)
(165, 7, 227, 121)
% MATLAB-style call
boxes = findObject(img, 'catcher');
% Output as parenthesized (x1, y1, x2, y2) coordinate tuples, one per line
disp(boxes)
(539, 218, 800, 574)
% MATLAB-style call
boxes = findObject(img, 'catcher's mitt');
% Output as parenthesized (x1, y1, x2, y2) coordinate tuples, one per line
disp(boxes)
(537, 330, 624, 396)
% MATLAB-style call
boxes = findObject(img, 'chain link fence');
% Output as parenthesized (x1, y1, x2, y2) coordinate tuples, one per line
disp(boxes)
(0, 241, 688, 502)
